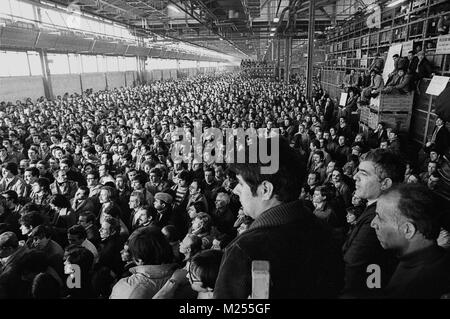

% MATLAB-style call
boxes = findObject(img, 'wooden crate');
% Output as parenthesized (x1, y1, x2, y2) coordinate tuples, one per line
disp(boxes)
(368, 112, 412, 132)
(359, 122, 371, 139)
(369, 92, 414, 113)
(360, 106, 371, 124)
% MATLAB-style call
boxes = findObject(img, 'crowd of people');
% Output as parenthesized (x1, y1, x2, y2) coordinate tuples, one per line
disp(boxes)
(0, 71, 449, 299)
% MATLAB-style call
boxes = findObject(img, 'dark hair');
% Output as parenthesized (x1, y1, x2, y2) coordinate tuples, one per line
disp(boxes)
(308, 171, 321, 183)
(310, 139, 320, 149)
(313, 150, 324, 161)
(35, 177, 51, 193)
(149, 167, 162, 178)
(65, 245, 94, 275)
(18, 250, 50, 277)
(103, 216, 120, 234)
(60, 158, 73, 168)
(49, 194, 71, 209)
(86, 171, 100, 180)
(229, 137, 306, 202)
(19, 212, 45, 228)
(361, 149, 405, 183)
(79, 211, 96, 224)
(190, 249, 224, 290)
(30, 225, 52, 239)
(381, 184, 443, 240)
(2, 190, 18, 204)
(31, 273, 61, 299)
(178, 170, 192, 184)
(77, 185, 90, 197)
(25, 167, 40, 178)
(68, 225, 87, 240)
(3, 162, 18, 176)
(127, 226, 173, 265)
(190, 178, 205, 193)
(131, 174, 147, 187)
(315, 184, 334, 201)
(189, 201, 207, 214)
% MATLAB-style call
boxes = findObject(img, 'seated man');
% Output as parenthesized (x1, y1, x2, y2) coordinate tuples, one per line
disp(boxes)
(382, 69, 413, 94)
(343, 69, 358, 92)
(361, 68, 384, 103)
(371, 183, 450, 298)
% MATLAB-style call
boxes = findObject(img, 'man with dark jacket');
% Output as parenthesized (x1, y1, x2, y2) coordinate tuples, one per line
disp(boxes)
(382, 69, 413, 94)
(98, 216, 124, 278)
(214, 138, 343, 299)
(372, 184, 450, 298)
(416, 50, 433, 81)
(342, 149, 405, 298)
(71, 186, 97, 217)
(407, 51, 419, 76)
(0, 232, 29, 298)
(424, 117, 450, 156)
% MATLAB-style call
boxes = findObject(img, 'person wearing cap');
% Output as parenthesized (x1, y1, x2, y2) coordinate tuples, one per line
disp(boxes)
(0, 231, 30, 298)
(152, 192, 174, 229)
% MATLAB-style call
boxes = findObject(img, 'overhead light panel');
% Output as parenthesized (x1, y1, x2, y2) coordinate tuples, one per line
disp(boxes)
(270, 27, 277, 31)
(387, 0, 407, 7)
(167, 4, 181, 13)
(273, 17, 279, 23)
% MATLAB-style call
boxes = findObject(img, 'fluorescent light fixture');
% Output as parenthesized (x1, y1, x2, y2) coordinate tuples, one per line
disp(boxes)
(270, 27, 277, 31)
(167, 4, 181, 13)
(273, 17, 279, 23)
(387, 0, 407, 7)
(270, 33, 275, 37)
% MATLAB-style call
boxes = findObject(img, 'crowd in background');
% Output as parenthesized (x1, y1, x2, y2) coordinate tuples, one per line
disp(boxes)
(0, 72, 449, 299)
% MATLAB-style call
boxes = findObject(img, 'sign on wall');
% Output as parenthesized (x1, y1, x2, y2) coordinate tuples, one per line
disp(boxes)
(401, 41, 413, 57)
(436, 35, 450, 55)
(339, 92, 348, 106)
(426, 76, 450, 96)
(361, 55, 368, 68)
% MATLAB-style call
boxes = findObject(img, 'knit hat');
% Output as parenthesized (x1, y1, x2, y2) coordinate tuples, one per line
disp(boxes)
(155, 192, 173, 205)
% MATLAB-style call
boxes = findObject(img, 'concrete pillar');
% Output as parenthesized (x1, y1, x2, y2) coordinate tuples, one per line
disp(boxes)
(39, 49, 53, 99)
(306, 0, 315, 98)
(285, 37, 292, 84)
